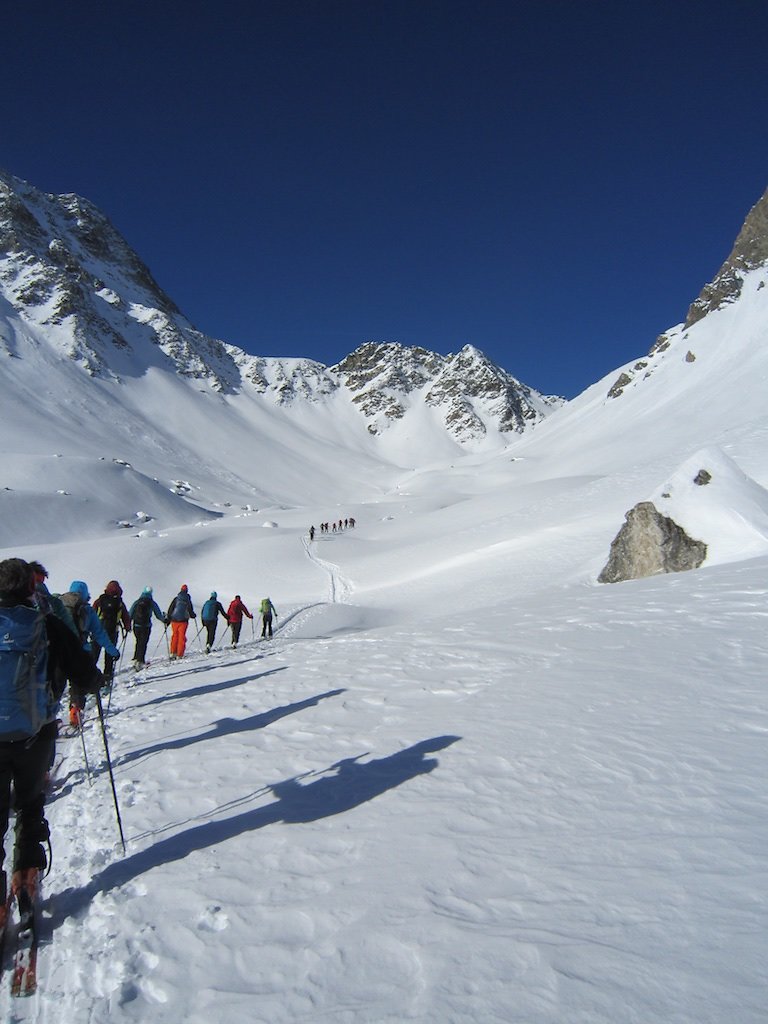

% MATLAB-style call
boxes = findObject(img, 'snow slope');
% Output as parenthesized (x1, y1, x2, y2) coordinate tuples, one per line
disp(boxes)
(0, 268, 767, 1020)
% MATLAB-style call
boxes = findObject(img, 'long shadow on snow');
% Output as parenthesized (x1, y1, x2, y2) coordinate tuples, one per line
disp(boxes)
(120, 667, 288, 714)
(47, 734, 460, 932)
(116, 687, 345, 768)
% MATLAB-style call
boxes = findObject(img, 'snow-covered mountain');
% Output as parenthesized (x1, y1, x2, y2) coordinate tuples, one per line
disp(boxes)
(0, 172, 767, 1023)
(0, 169, 561, 497)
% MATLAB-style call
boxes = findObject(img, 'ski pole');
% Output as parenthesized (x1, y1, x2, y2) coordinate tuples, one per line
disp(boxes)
(214, 623, 231, 650)
(152, 625, 168, 658)
(118, 628, 128, 665)
(95, 690, 126, 855)
(76, 709, 93, 787)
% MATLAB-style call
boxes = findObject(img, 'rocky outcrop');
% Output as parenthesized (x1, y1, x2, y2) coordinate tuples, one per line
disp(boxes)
(598, 501, 707, 583)
(685, 186, 768, 327)
(333, 342, 563, 441)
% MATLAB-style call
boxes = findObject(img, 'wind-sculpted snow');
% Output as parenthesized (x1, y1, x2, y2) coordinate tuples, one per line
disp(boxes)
(36, 556, 768, 1024)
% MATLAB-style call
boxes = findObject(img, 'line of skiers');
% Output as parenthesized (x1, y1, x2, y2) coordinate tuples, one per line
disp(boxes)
(311, 518, 356, 539)
(26, 566, 278, 723)
(0, 557, 280, 930)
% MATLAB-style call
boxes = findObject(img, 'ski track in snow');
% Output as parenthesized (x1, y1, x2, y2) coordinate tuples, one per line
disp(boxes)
(302, 534, 354, 606)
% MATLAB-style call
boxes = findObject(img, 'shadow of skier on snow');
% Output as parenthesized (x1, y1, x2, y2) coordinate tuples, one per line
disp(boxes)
(115, 687, 344, 768)
(46, 734, 461, 932)
(122, 666, 288, 713)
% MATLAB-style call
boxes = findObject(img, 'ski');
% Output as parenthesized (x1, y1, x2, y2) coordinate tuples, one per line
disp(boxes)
(10, 889, 38, 997)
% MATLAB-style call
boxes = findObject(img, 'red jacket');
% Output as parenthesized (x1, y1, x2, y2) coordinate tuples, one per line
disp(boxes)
(227, 598, 252, 623)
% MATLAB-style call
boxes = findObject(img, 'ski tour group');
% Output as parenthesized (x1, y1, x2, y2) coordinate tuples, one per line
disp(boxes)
(0, 555, 280, 996)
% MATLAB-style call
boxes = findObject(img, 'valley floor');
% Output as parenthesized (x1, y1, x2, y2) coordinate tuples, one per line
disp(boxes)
(8, 553, 766, 1023)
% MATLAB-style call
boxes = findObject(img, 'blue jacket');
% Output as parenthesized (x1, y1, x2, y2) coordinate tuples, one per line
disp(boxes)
(202, 595, 227, 624)
(64, 582, 120, 657)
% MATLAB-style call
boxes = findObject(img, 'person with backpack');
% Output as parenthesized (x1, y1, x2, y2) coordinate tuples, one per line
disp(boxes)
(0, 558, 103, 912)
(166, 585, 196, 660)
(28, 562, 76, 633)
(60, 581, 121, 728)
(92, 581, 131, 687)
(128, 587, 166, 667)
(259, 597, 278, 639)
(201, 592, 228, 652)
(226, 595, 253, 647)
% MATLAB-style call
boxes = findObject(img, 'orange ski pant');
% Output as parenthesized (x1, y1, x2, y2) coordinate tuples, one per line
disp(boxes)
(170, 620, 189, 658)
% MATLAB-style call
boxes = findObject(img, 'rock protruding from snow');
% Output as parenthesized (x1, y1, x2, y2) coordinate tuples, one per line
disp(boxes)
(686, 185, 768, 327)
(598, 502, 707, 584)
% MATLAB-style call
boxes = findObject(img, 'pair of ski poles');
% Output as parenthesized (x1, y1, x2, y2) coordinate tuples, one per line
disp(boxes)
(73, 691, 126, 855)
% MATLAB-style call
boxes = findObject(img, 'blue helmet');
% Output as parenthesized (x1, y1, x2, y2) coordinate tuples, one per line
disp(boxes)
(69, 580, 90, 601)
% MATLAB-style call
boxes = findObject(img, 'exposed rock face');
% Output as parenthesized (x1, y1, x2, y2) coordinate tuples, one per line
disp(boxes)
(685, 186, 768, 327)
(598, 501, 707, 584)
(333, 341, 563, 440)
(0, 167, 242, 391)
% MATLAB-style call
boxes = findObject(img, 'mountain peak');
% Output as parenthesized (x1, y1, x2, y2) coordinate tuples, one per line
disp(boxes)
(685, 185, 768, 327)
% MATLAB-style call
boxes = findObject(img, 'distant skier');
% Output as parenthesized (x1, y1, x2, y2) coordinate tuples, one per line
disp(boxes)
(260, 597, 278, 639)
(167, 585, 196, 659)
(309, 526, 315, 541)
(227, 595, 253, 647)
(128, 586, 166, 667)
(201, 591, 228, 652)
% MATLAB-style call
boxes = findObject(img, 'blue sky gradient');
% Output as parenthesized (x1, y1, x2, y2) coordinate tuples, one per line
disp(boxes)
(4, 1, 768, 396)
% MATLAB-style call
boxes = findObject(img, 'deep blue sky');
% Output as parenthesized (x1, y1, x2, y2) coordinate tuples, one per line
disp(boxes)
(3, 1, 768, 397)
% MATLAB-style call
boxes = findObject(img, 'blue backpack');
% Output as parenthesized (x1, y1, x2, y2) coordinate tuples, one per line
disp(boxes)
(0, 606, 53, 740)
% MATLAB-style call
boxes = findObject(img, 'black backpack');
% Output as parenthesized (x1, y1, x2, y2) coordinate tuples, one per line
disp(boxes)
(97, 593, 122, 629)
(131, 596, 152, 627)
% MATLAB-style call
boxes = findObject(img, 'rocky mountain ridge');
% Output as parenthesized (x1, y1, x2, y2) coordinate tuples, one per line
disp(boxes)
(685, 186, 768, 327)
(0, 168, 561, 446)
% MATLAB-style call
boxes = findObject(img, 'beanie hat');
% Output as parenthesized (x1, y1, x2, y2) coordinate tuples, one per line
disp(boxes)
(69, 580, 90, 602)
(210, 591, 217, 598)
(142, 586, 153, 595)
(181, 585, 188, 592)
